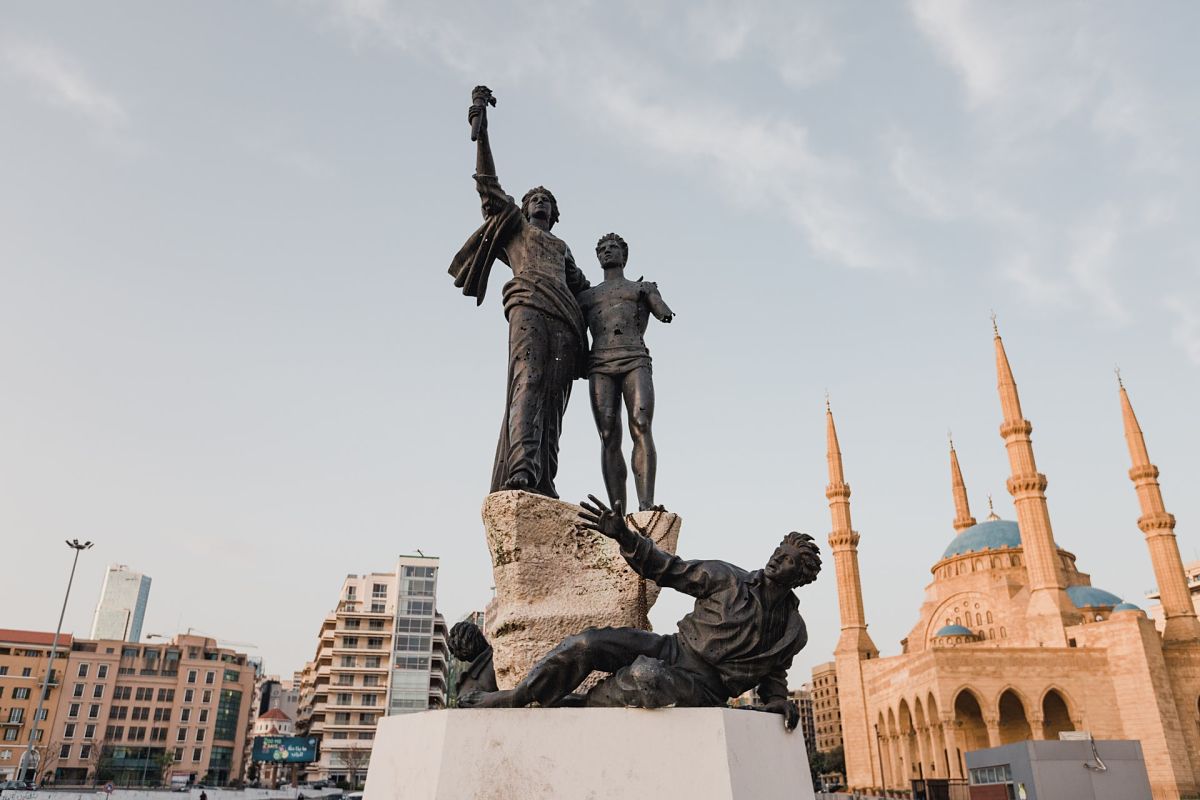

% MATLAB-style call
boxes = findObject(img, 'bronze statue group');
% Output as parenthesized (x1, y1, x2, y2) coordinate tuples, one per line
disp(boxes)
(445, 87, 820, 731)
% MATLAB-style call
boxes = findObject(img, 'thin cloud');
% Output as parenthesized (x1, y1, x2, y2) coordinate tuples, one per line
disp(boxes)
(3, 39, 127, 128)
(1165, 296, 1200, 365)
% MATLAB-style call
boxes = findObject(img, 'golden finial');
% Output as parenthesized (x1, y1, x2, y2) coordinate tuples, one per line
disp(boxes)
(1115, 365, 1124, 389)
(986, 493, 1000, 521)
(948, 428, 955, 450)
(990, 310, 999, 336)
(825, 389, 831, 412)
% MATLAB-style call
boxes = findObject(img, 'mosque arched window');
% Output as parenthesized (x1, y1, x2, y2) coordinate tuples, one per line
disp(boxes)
(988, 628, 995, 639)
(976, 613, 982, 625)
(1000, 627, 1007, 639)
(987, 611, 993, 624)
(955, 616, 961, 625)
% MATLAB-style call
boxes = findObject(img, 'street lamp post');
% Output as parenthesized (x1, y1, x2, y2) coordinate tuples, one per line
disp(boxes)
(20, 539, 93, 783)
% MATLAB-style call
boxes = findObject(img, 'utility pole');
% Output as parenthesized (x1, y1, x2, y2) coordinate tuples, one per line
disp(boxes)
(21, 539, 93, 783)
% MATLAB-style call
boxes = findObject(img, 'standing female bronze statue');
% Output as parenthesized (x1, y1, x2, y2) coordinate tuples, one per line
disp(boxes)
(448, 87, 591, 498)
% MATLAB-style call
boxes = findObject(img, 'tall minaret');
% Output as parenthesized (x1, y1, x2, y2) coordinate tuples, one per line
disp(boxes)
(1119, 375, 1200, 641)
(950, 437, 977, 532)
(825, 400, 880, 790)
(993, 320, 1073, 643)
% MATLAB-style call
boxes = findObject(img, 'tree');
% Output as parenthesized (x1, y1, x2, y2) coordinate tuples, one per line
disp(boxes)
(337, 744, 371, 789)
(80, 739, 107, 786)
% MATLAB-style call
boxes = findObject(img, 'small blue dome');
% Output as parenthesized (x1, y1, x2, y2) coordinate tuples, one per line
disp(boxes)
(1066, 585, 1123, 608)
(942, 520, 1022, 559)
(935, 624, 975, 637)
(1113, 602, 1142, 612)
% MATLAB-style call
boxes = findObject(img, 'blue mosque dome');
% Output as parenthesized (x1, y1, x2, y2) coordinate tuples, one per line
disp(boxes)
(941, 520, 1022, 559)
(1066, 585, 1124, 608)
(934, 624, 975, 637)
(1113, 602, 1142, 612)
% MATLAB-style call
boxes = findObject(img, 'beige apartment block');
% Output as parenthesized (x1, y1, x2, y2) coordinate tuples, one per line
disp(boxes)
(810, 661, 842, 753)
(790, 686, 815, 757)
(42, 633, 254, 787)
(827, 327, 1200, 800)
(298, 557, 448, 785)
(0, 630, 72, 782)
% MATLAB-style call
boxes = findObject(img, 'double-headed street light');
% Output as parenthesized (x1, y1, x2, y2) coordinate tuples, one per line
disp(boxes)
(20, 539, 93, 783)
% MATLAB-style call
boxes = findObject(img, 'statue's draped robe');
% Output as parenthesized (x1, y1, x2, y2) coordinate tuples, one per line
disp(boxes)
(448, 175, 590, 497)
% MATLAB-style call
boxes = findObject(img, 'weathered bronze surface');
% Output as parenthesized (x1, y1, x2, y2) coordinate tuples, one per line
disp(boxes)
(462, 497, 820, 731)
(448, 621, 498, 698)
(578, 233, 674, 511)
(449, 86, 590, 498)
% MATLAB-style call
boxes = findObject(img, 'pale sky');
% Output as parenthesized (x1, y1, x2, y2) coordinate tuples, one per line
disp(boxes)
(2, 1, 1198, 685)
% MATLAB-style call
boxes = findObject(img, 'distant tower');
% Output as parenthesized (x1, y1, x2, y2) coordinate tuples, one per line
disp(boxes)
(90, 564, 152, 642)
(825, 401, 880, 790)
(1119, 376, 1200, 641)
(992, 322, 1073, 643)
(949, 438, 977, 532)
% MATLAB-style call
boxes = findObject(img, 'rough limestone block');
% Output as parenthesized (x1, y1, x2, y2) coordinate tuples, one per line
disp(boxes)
(363, 708, 815, 800)
(481, 490, 681, 689)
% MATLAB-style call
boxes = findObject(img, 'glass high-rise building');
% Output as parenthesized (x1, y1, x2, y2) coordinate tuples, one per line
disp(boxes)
(389, 555, 448, 714)
(90, 564, 152, 642)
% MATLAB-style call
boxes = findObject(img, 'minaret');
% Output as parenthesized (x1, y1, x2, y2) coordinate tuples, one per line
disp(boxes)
(949, 437, 977, 532)
(825, 400, 880, 790)
(993, 320, 1073, 643)
(1119, 375, 1200, 641)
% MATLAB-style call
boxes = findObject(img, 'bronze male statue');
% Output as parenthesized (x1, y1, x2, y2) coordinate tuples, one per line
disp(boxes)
(449, 86, 591, 498)
(461, 496, 820, 730)
(448, 621, 498, 698)
(578, 234, 674, 511)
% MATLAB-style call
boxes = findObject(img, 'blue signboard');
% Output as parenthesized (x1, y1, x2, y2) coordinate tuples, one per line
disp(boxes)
(252, 736, 319, 763)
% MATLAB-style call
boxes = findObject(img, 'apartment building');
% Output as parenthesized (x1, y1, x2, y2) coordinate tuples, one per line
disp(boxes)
(47, 633, 254, 787)
(790, 686, 816, 757)
(810, 660, 843, 753)
(299, 556, 448, 784)
(0, 630, 72, 782)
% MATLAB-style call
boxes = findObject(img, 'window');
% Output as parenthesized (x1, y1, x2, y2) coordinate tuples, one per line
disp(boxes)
(128, 727, 146, 741)
(3, 729, 16, 741)
(341, 657, 355, 668)
(115, 686, 132, 700)
(359, 713, 377, 725)
(345, 586, 357, 598)
(343, 637, 359, 648)
(404, 566, 435, 578)
(199, 709, 209, 723)
(105, 726, 124, 740)
(77, 663, 90, 678)
(223, 669, 239, 683)
(97, 665, 108, 679)
(157, 688, 174, 702)
(343, 619, 361, 629)
(363, 675, 379, 687)
(202, 690, 212, 704)
(64, 723, 77, 738)
(154, 708, 171, 722)
(406, 600, 433, 616)
(59, 744, 71, 759)
(151, 728, 168, 742)
(336, 675, 354, 686)
(364, 657, 381, 669)
(180, 708, 191, 722)
(331, 732, 348, 740)
(132, 707, 150, 721)
(0, 666, 6, 675)
(73, 682, 85, 698)
(192, 747, 203, 762)
(196, 729, 206, 742)
(88, 704, 100, 719)
(214, 689, 242, 741)
(92, 684, 104, 699)
(395, 635, 431, 652)
(135, 687, 151, 701)
(22, 667, 31, 677)
(336, 693, 352, 705)
(333, 712, 351, 724)
(183, 689, 194, 703)
(367, 638, 383, 650)
(177, 728, 188, 742)
(109, 706, 127, 720)
(79, 744, 92, 760)
(187, 670, 197, 684)
(13, 688, 30, 700)
(372, 583, 387, 598)
(361, 695, 377, 707)
(68, 703, 81, 718)
(204, 671, 215, 685)
(84, 724, 96, 740)
(370, 603, 385, 613)
(368, 619, 385, 630)
(395, 618, 432, 633)
(174, 747, 184, 762)
(357, 732, 374, 740)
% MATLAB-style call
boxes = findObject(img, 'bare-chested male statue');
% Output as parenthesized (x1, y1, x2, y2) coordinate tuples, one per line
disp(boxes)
(577, 233, 674, 511)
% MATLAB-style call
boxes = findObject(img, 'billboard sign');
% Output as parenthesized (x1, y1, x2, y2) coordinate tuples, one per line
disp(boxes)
(252, 736, 319, 763)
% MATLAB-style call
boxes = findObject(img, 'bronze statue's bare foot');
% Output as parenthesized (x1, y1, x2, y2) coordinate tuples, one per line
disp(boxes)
(505, 473, 532, 492)
(459, 689, 517, 709)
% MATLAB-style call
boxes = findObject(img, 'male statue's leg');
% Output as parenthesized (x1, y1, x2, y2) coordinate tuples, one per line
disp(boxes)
(504, 308, 549, 491)
(465, 628, 666, 709)
(535, 323, 576, 498)
(623, 366, 658, 511)
(589, 373, 626, 509)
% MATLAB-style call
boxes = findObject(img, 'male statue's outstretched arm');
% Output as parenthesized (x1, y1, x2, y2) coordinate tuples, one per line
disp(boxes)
(579, 495, 722, 598)
(469, 85, 497, 178)
(646, 284, 674, 323)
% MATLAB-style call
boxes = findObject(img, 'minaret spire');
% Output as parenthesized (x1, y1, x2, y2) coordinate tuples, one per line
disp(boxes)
(992, 320, 1072, 643)
(949, 435, 977, 532)
(825, 401, 877, 658)
(824, 400, 881, 791)
(1119, 378, 1200, 641)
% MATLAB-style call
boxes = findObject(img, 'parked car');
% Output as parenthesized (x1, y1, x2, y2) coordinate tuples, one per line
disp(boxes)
(0, 781, 35, 793)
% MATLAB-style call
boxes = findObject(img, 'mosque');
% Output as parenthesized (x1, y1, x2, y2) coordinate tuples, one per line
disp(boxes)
(827, 325, 1200, 799)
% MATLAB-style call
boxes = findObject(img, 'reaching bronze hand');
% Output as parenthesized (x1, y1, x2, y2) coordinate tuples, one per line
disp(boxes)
(578, 494, 637, 549)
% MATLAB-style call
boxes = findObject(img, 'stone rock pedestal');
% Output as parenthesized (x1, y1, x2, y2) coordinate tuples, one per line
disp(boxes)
(362, 708, 815, 800)
(482, 490, 681, 688)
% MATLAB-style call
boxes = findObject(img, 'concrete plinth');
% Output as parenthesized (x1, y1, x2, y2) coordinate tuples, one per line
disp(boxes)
(482, 491, 681, 688)
(362, 708, 815, 800)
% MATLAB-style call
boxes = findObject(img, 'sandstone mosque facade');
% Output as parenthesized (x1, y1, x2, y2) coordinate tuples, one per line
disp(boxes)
(828, 325, 1200, 799)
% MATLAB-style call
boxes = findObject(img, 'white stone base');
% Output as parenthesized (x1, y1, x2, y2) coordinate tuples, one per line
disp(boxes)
(362, 707, 815, 800)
